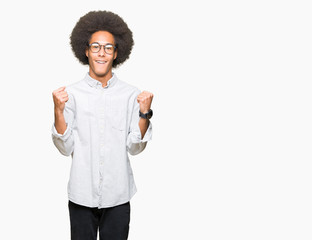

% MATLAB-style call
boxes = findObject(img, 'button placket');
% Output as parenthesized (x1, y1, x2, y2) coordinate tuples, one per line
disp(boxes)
(98, 92, 107, 206)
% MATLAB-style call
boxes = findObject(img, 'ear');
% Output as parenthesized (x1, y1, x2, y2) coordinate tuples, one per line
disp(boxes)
(85, 47, 89, 58)
(113, 49, 117, 60)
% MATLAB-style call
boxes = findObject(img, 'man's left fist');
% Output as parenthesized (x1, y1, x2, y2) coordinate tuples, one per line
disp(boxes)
(137, 91, 154, 113)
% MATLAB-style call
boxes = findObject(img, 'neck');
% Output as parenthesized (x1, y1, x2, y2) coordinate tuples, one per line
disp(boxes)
(89, 71, 112, 87)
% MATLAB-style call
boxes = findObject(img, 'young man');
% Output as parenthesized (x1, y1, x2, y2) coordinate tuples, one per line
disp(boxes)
(51, 11, 153, 240)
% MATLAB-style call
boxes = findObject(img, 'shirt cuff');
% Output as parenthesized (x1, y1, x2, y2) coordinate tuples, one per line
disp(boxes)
(140, 121, 153, 142)
(51, 123, 71, 141)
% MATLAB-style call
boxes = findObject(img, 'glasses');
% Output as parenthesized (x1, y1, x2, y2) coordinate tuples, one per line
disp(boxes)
(88, 42, 116, 55)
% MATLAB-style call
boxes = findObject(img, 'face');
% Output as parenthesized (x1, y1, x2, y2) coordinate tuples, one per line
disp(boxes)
(86, 31, 117, 82)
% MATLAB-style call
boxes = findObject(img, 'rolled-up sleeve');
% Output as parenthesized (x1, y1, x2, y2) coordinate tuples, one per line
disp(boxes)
(127, 91, 153, 156)
(51, 92, 75, 157)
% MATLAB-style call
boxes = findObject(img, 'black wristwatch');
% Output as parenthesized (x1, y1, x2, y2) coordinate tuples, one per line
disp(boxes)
(139, 109, 153, 119)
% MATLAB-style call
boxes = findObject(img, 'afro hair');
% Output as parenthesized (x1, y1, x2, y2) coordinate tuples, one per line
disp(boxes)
(70, 10, 134, 68)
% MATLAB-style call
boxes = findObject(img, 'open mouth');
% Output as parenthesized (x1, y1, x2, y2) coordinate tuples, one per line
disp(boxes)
(95, 60, 107, 64)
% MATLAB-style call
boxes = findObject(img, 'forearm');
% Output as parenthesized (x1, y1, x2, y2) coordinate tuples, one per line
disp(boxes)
(139, 118, 150, 139)
(54, 108, 67, 135)
(127, 90, 153, 155)
(52, 109, 74, 156)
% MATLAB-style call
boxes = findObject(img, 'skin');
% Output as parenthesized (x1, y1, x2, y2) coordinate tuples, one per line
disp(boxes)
(52, 30, 153, 139)
(85, 31, 117, 87)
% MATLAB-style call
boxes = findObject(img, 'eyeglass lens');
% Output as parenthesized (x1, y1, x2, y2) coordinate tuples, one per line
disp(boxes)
(90, 43, 115, 54)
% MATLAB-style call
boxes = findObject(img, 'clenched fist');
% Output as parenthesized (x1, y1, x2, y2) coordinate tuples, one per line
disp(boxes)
(137, 91, 153, 113)
(52, 86, 69, 113)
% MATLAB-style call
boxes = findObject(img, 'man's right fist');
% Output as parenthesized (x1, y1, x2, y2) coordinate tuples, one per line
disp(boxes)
(52, 86, 68, 113)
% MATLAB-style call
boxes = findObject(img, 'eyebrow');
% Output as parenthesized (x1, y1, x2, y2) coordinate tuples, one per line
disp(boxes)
(91, 41, 114, 45)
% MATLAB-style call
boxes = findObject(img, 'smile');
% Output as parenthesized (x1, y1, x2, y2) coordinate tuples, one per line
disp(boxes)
(95, 60, 107, 64)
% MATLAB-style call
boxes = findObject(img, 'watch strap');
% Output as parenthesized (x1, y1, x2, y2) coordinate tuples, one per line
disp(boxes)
(139, 109, 153, 119)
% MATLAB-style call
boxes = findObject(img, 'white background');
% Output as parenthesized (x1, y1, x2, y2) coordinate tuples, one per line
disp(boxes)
(0, 0, 311, 239)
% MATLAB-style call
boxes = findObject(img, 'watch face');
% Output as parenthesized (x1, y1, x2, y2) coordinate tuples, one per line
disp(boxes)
(144, 109, 153, 119)
(139, 109, 153, 119)
(147, 109, 153, 119)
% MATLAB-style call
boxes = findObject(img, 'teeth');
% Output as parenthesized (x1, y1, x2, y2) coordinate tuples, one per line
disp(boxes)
(96, 61, 106, 64)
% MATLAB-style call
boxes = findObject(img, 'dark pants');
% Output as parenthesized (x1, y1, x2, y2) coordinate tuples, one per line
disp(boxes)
(68, 201, 130, 240)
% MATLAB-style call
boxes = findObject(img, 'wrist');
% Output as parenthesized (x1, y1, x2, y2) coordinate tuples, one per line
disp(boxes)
(54, 108, 64, 115)
(139, 109, 153, 119)
(139, 109, 150, 114)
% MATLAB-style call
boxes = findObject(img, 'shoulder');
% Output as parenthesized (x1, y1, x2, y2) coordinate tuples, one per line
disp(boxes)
(116, 78, 141, 97)
(64, 78, 91, 101)
(65, 79, 85, 94)
(63, 79, 86, 108)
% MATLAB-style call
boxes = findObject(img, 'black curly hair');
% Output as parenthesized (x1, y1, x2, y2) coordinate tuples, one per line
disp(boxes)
(70, 10, 134, 68)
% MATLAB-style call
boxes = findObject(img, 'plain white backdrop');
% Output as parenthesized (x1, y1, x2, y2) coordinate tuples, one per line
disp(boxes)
(0, 0, 311, 239)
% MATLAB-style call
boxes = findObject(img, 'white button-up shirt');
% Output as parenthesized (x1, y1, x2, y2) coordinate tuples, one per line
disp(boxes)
(52, 73, 152, 208)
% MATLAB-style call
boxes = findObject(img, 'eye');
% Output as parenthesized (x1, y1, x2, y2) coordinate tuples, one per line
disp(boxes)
(105, 45, 113, 50)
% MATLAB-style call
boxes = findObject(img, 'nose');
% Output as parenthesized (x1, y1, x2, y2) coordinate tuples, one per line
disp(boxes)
(98, 46, 106, 56)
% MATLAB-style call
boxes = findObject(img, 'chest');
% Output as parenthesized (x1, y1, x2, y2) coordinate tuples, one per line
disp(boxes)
(74, 91, 131, 131)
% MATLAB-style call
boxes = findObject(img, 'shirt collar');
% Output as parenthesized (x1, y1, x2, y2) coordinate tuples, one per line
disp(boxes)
(85, 72, 117, 89)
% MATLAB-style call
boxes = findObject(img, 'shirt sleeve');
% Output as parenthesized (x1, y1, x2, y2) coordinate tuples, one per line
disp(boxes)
(51, 91, 75, 157)
(126, 90, 153, 156)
